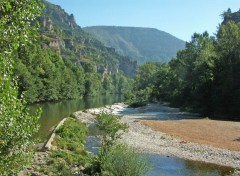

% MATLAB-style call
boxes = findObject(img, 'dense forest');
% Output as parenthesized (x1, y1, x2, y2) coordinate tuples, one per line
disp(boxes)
(13, 0, 137, 104)
(84, 26, 185, 64)
(127, 9, 240, 119)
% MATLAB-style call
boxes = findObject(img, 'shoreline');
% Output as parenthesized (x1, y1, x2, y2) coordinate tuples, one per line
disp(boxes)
(83, 103, 240, 171)
(120, 117, 240, 169)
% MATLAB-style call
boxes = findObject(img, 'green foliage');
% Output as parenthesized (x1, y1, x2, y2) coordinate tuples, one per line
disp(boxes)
(41, 118, 92, 175)
(12, 1, 135, 104)
(84, 26, 185, 64)
(54, 118, 88, 151)
(84, 73, 102, 96)
(222, 8, 240, 24)
(213, 21, 240, 115)
(96, 112, 128, 149)
(100, 143, 151, 176)
(128, 9, 240, 118)
(0, 0, 43, 175)
(93, 113, 151, 176)
(125, 62, 165, 106)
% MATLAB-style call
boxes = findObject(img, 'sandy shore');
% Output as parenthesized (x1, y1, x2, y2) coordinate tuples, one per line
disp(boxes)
(84, 103, 240, 172)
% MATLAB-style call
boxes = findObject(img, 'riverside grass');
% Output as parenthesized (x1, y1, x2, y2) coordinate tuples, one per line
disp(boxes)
(39, 118, 92, 175)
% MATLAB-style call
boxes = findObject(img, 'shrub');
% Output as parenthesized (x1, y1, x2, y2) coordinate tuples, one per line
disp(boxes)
(100, 143, 151, 176)
(93, 113, 150, 176)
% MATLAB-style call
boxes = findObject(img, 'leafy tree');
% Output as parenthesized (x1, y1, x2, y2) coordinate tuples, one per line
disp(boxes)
(84, 73, 102, 96)
(0, 0, 43, 174)
(152, 32, 216, 113)
(221, 8, 232, 19)
(134, 62, 161, 90)
(174, 32, 216, 112)
(151, 64, 173, 102)
(102, 75, 114, 94)
(126, 62, 164, 105)
(213, 22, 240, 115)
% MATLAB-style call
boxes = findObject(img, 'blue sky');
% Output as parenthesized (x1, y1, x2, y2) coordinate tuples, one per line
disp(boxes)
(48, 0, 240, 41)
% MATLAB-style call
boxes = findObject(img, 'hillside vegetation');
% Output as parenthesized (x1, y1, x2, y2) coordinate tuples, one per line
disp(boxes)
(84, 26, 185, 64)
(13, 0, 137, 103)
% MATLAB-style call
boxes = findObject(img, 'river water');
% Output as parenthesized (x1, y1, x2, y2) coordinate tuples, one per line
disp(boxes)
(31, 98, 234, 176)
(145, 154, 233, 176)
(29, 95, 123, 140)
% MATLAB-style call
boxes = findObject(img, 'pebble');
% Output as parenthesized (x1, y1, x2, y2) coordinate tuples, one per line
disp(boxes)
(120, 115, 240, 170)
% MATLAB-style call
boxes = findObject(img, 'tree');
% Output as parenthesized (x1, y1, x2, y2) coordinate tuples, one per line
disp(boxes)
(221, 8, 232, 19)
(166, 32, 216, 111)
(0, 0, 43, 175)
(213, 22, 240, 115)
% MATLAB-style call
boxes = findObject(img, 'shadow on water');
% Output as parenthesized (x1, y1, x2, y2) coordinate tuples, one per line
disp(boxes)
(29, 95, 123, 141)
(119, 103, 203, 121)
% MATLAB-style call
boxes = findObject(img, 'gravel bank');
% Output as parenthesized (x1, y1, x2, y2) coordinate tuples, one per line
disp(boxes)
(83, 103, 240, 172)
(120, 115, 240, 170)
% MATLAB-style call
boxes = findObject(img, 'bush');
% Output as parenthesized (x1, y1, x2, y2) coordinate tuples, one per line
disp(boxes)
(93, 113, 150, 176)
(95, 112, 128, 159)
(100, 143, 151, 176)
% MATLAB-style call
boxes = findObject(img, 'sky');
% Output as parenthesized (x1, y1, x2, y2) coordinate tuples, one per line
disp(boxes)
(47, 0, 240, 41)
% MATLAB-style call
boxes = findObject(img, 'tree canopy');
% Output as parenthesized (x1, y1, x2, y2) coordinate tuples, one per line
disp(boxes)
(0, 0, 43, 174)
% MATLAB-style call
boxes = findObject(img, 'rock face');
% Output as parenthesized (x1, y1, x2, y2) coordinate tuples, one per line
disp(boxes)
(37, 0, 137, 77)
(40, 17, 54, 32)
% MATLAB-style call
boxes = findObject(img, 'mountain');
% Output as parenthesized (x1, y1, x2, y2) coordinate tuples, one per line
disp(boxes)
(83, 26, 185, 64)
(13, 0, 136, 103)
(39, 1, 137, 77)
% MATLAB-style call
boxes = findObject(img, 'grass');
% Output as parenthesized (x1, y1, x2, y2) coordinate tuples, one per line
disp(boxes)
(38, 118, 93, 175)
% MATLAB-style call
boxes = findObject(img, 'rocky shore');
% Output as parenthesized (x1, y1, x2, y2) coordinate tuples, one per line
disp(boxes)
(84, 103, 240, 173)
(120, 116, 240, 169)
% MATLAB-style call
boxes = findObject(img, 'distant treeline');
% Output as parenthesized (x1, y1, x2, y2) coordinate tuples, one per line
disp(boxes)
(127, 10, 240, 118)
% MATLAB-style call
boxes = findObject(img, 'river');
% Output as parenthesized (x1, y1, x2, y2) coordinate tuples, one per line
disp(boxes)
(31, 98, 234, 175)
(29, 95, 123, 140)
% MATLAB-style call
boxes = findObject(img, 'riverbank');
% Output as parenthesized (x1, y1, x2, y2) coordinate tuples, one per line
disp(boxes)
(85, 103, 240, 172)
(21, 103, 240, 175)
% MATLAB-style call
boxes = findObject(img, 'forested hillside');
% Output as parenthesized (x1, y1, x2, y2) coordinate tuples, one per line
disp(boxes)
(83, 26, 185, 64)
(13, 0, 137, 103)
(127, 9, 240, 119)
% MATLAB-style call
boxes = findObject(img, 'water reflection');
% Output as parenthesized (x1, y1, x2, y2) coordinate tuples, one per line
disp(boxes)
(145, 154, 233, 176)
(29, 95, 123, 140)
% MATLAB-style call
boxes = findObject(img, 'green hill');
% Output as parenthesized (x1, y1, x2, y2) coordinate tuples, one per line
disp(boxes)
(13, 0, 136, 103)
(83, 26, 185, 64)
